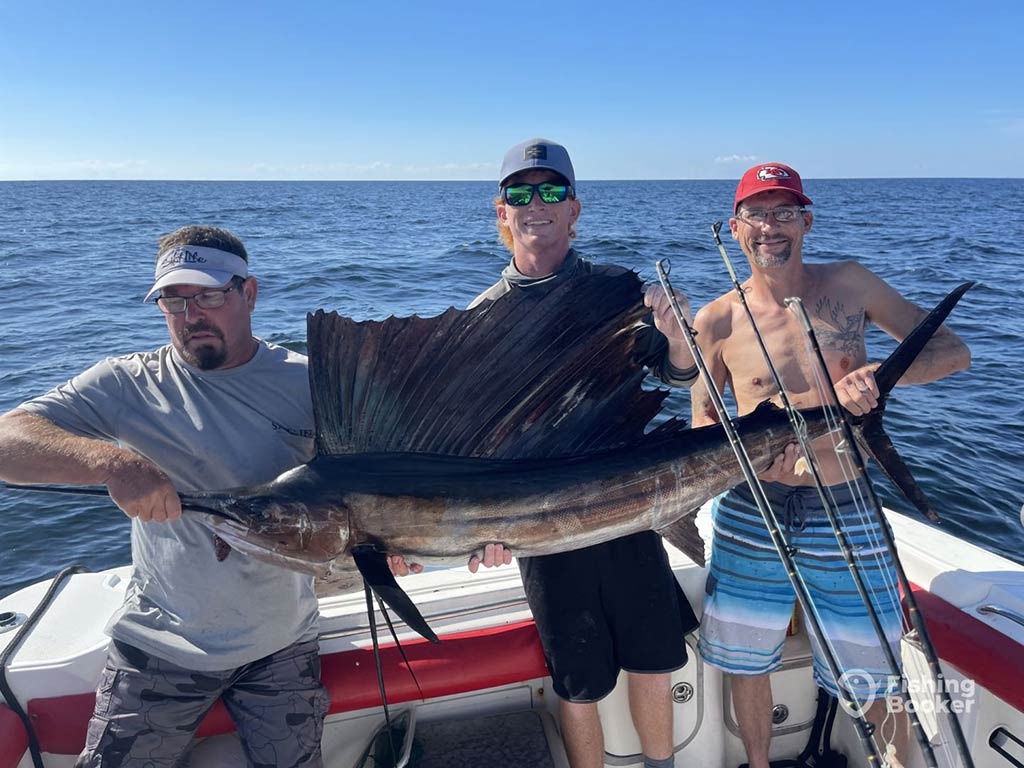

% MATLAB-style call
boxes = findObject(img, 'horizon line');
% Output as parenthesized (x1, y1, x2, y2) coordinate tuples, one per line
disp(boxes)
(1, 176, 1022, 183)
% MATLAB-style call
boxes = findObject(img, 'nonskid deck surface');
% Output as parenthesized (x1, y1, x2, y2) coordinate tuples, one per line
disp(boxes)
(361, 710, 563, 768)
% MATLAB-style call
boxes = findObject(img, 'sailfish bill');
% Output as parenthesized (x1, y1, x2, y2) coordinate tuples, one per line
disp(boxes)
(3, 274, 973, 643)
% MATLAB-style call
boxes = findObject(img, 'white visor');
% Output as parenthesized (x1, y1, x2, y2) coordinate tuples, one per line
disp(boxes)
(144, 245, 249, 302)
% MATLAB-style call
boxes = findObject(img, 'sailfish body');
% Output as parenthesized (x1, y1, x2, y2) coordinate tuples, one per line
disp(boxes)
(186, 402, 803, 573)
(182, 274, 972, 613)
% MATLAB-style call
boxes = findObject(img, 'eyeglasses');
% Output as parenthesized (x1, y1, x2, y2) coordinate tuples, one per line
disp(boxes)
(736, 206, 806, 225)
(156, 280, 242, 314)
(502, 182, 571, 207)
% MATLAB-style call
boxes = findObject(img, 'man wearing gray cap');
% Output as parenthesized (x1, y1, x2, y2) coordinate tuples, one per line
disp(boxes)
(0, 225, 328, 766)
(470, 139, 700, 768)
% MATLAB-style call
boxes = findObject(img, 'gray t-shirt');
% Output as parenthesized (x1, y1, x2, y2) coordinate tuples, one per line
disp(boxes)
(19, 340, 319, 670)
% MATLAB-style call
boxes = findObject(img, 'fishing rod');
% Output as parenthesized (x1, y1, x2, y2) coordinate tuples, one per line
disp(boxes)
(708, 222, 941, 767)
(786, 295, 975, 767)
(655, 260, 885, 765)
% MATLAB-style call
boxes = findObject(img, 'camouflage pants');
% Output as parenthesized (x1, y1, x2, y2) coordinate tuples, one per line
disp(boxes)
(76, 638, 329, 768)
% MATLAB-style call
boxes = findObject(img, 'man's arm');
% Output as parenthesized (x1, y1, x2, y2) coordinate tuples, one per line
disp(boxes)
(689, 304, 729, 427)
(833, 263, 971, 416)
(0, 409, 181, 522)
(861, 264, 971, 383)
(644, 283, 698, 382)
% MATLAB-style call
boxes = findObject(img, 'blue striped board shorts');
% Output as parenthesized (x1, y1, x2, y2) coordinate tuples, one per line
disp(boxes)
(698, 481, 903, 703)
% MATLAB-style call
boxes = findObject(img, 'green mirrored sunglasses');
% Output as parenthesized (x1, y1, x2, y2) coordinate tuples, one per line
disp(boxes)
(502, 182, 571, 206)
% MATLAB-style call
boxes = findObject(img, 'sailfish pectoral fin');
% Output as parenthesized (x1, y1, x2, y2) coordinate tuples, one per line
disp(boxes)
(351, 545, 440, 644)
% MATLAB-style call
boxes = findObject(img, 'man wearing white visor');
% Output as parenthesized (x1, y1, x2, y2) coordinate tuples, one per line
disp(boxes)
(0, 225, 328, 766)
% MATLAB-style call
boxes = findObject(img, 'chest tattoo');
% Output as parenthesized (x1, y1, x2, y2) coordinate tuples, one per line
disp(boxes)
(813, 296, 865, 357)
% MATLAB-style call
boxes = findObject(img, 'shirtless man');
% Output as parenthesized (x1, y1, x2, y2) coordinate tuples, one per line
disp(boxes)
(691, 162, 970, 768)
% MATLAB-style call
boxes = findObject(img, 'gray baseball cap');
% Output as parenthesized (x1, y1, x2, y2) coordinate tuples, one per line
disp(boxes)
(499, 138, 576, 192)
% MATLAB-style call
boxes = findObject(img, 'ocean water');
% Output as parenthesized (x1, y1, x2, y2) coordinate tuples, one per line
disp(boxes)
(0, 179, 1021, 597)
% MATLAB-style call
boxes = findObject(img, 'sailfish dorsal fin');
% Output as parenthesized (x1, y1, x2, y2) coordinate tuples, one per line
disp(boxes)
(307, 271, 679, 458)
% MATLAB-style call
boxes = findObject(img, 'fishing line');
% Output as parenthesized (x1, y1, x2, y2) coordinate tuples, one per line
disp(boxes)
(789, 326, 905, 627)
(708, 219, 972, 765)
(364, 583, 399, 767)
(791, 330, 945, 767)
(704, 225, 934, 765)
(655, 259, 884, 765)
(786, 298, 969, 768)
(786, 297, 974, 768)
(374, 594, 428, 702)
(710, 221, 908, 646)
(790, 306, 924, 644)
(787, 310, 925, 763)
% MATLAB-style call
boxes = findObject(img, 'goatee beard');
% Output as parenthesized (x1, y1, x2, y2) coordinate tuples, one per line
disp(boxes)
(185, 344, 228, 370)
(180, 323, 227, 370)
(753, 244, 792, 268)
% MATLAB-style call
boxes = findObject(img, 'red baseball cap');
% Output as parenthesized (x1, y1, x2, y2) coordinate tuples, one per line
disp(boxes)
(734, 163, 813, 212)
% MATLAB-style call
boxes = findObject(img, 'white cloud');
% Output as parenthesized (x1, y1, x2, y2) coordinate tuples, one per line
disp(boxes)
(714, 154, 757, 164)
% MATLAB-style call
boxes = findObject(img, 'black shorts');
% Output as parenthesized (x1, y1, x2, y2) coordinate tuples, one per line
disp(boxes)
(519, 530, 697, 703)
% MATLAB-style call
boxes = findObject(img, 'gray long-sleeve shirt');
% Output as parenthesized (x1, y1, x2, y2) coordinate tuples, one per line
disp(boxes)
(471, 249, 698, 387)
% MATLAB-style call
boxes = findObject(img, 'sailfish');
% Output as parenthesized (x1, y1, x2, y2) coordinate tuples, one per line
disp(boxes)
(7, 272, 973, 643)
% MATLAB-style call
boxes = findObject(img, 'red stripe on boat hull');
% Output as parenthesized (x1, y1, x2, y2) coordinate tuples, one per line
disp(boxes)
(908, 583, 1024, 712)
(0, 704, 29, 768)
(22, 620, 548, 755)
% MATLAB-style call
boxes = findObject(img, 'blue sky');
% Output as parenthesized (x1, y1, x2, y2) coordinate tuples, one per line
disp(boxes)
(1, 1, 1020, 180)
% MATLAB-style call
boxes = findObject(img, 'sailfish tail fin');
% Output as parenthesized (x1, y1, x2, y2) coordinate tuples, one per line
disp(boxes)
(853, 281, 974, 521)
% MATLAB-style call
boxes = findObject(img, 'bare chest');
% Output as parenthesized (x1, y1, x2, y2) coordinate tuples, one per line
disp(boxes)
(722, 295, 868, 412)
